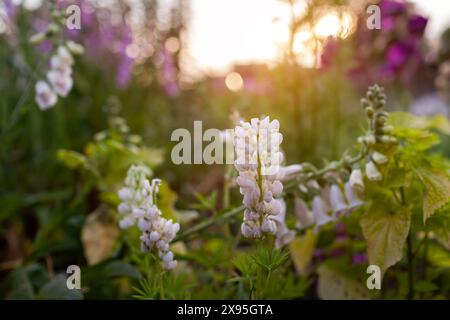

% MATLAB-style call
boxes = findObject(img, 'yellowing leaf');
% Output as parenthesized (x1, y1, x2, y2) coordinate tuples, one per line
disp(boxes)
(317, 264, 371, 300)
(289, 229, 317, 276)
(81, 206, 119, 265)
(360, 205, 411, 275)
(415, 168, 450, 222)
(157, 182, 178, 220)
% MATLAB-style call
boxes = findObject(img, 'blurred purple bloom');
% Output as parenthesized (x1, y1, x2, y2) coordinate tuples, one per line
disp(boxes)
(410, 93, 449, 117)
(320, 39, 339, 70)
(381, 16, 396, 32)
(330, 249, 345, 258)
(158, 48, 179, 97)
(352, 253, 368, 265)
(380, 0, 407, 16)
(116, 56, 134, 88)
(4, 0, 17, 19)
(38, 40, 53, 54)
(386, 41, 416, 68)
(313, 248, 327, 262)
(408, 15, 428, 36)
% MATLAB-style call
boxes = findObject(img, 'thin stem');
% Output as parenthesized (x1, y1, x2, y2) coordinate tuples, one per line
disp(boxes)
(399, 186, 414, 300)
(174, 205, 245, 242)
(407, 232, 414, 300)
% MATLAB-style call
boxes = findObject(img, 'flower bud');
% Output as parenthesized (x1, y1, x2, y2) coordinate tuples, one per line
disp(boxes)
(366, 161, 382, 181)
(294, 198, 314, 229)
(371, 152, 388, 165)
(349, 169, 365, 192)
(312, 196, 333, 228)
(329, 185, 347, 217)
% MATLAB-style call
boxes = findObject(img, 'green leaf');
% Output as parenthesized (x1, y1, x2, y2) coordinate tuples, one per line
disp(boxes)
(5, 269, 35, 300)
(414, 281, 439, 293)
(414, 168, 450, 222)
(36, 275, 83, 300)
(57, 149, 87, 169)
(102, 261, 142, 279)
(360, 204, 411, 275)
(389, 112, 450, 134)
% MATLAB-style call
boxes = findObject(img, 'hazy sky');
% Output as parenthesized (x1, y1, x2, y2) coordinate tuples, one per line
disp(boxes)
(185, 0, 450, 77)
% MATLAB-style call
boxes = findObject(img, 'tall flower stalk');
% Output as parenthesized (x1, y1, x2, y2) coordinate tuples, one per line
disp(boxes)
(118, 165, 180, 270)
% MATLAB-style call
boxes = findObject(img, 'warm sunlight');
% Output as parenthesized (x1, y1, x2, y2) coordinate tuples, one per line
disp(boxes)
(185, 1, 357, 77)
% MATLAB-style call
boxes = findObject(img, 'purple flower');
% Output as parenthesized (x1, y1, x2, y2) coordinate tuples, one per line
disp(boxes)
(408, 15, 428, 36)
(352, 253, 368, 265)
(116, 56, 134, 88)
(381, 16, 396, 32)
(4, 0, 17, 19)
(380, 0, 407, 16)
(313, 248, 327, 262)
(386, 41, 416, 68)
(330, 249, 345, 258)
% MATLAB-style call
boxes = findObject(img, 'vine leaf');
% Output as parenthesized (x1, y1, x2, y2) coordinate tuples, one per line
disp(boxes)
(360, 205, 411, 275)
(414, 168, 450, 223)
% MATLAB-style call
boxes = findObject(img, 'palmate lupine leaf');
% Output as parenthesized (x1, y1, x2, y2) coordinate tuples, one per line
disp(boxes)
(360, 204, 411, 275)
(414, 168, 450, 223)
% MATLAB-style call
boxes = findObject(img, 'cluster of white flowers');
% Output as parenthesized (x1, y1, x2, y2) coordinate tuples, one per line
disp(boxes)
(234, 117, 284, 238)
(294, 169, 365, 234)
(118, 165, 180, 270)
(35, 42, 83, 110)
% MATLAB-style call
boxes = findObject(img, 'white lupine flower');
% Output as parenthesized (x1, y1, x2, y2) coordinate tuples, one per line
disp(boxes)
(119, 216, 133, 229)
(349, 169, 365, 192)
(329, 185, 347, 217)
(118, 166, 179, 270)
(271, 199, 295, 248)
(344, 182, 364, 210)
(312, 195, 333, 230)
(294, 197, 315, 229)
(366, 161, 382, 181)
(35, 81, 57, 110)
(371, 152, 388, 165)
(47, 70, 73, 97)
(276, 164, 303, 181)
(234, 117, 284, 238)
(50, 46, 74, 72)
(66, 40, 85, 55)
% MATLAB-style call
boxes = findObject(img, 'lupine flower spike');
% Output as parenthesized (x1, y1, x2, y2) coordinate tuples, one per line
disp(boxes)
(234, 117, 284, 238)
(118, 165, 180, 270)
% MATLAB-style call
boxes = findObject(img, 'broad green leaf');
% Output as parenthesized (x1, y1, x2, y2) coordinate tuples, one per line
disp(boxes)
(289, 229, 317, 276)
(37, 275, 83, 300)
(414, 168, 450, 222)
(389, 112, 450, 134)
(317, 264, 371, 300)
(360, 205, 411, 275)
(427, 242, 450, 268)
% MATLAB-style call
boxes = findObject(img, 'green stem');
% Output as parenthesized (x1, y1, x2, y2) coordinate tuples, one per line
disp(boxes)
(174, 205, 245, 242)
(407, 232, 414, 300)
(399, 186, 414, 300)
